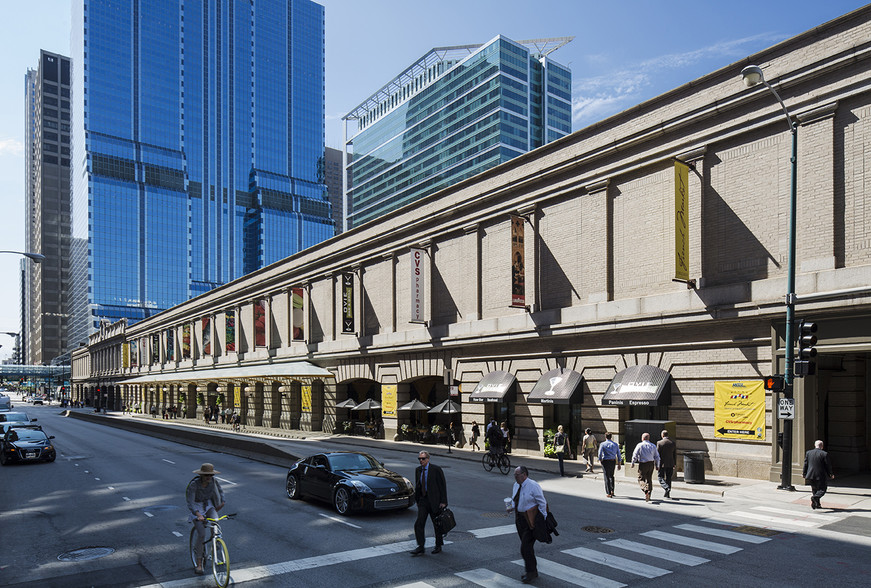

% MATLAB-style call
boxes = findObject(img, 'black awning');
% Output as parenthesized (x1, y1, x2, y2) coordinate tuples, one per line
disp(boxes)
(527, 368, 583, 404)
(469, 371, 517, 403)
(602, 365, 672, 406)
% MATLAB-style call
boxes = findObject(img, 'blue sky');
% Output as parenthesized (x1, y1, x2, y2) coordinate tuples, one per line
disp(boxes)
(0, 0, 866, 360)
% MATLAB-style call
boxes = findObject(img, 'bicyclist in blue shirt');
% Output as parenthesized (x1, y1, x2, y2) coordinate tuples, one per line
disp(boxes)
(186, 463, 226, 575)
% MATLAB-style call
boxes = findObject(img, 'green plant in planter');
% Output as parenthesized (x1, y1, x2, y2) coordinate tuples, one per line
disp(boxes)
(431, 424, 443, 434)
(400, 424, 412, 438)
(196, 394, 204, 405)
(178, 393, 186, 402)
(215, 395, 224, 406)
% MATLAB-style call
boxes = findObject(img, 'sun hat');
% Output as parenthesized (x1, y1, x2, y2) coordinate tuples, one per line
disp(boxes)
(194, 463, 220, 475)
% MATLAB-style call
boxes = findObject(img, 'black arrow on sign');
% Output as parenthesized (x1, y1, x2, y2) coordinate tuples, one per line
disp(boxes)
(717, 427, 755, 436)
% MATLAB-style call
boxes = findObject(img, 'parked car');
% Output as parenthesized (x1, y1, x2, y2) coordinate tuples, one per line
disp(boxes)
(285, 451, 414, 515)
(0, 425, 56, 465)
(0, 412, 37, 434)
(31, 396, 44, 405)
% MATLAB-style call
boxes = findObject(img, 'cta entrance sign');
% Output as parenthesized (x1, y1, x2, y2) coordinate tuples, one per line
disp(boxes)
(778, 398, 795, 420)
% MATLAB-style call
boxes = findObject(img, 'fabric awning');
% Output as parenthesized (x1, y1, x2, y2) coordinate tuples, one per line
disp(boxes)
(601, 365, 672, 406)
(469, 371, 517, 403)
(120, 361, 334, 386)
(527, 368, 583, 404)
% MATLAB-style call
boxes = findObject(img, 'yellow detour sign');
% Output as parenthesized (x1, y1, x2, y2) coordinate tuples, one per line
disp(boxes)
(714, 381, 765, 440)
(381, 384, 397, 418)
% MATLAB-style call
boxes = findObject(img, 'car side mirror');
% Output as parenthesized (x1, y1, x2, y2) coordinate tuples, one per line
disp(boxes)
(49, 436, 55, 439)
(31, 419, 37, 422)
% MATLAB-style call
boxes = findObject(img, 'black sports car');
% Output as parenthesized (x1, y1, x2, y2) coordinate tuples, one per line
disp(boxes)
(286, 451, 414, 515)
(0, 426, 56, 465)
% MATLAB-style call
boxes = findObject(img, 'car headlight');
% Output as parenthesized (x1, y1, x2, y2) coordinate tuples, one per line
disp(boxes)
(402, 477, 414, 490)
(351, 480, 373, 493)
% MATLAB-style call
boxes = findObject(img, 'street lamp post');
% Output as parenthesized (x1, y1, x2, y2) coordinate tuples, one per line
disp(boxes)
(741, 65, 798, 491)
(0, 251, 45, 263)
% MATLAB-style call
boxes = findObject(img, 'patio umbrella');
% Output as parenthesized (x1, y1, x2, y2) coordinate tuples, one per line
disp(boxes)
(427, 399, 460, 414)
(398, 398, 432, 427)
(335, 398, 358, 408)
(351, 398, 382, 411)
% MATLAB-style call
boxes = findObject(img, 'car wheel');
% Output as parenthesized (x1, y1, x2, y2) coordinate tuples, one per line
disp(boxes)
(286, 474, 302, 499)
(47, 454, 56, 463)
(333, 486, 351, 515)
(0, 452, 7, 466)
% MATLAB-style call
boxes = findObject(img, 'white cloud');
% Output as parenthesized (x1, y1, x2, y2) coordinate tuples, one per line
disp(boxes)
(571, 33, 785, 129)
(0, 138, 23, 156)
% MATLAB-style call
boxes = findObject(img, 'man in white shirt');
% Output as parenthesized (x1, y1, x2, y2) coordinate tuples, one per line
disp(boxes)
(510, 466, 547, 583)
(631, 432, 660, 502)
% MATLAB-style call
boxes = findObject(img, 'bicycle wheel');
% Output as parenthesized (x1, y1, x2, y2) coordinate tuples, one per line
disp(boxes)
(498, 454, 512, 475)
(482, 452, 494, 472)
(188, 526, 198, 568)
(212, 537, 230, 588)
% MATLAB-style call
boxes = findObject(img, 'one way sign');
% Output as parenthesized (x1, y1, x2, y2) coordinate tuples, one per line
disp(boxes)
(778, 398, 795, 420)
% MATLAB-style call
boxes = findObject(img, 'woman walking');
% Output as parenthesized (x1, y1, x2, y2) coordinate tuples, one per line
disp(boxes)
(582, 428, 598, 473)
(470, 421, 480, 451)
(553, 425, 571, 476)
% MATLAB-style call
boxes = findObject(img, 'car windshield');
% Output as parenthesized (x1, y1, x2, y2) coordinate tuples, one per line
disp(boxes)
(328, 453, 379, 471)
(10, 429, 47, 442)
(0, 413, 28, 422)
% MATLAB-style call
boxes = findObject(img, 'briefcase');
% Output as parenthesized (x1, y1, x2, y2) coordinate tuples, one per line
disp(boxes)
(435, 507, 456, 535)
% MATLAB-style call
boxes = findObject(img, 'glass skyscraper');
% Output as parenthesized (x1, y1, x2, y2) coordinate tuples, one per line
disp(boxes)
(343, 36, 572, 230)
(69, 0, 332, 347)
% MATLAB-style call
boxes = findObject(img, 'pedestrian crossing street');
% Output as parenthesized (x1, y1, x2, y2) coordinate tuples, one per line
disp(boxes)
(396, 505, 843, 588)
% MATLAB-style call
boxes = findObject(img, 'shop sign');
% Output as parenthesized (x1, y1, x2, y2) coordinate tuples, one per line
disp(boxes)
(714, 381, 765, 440)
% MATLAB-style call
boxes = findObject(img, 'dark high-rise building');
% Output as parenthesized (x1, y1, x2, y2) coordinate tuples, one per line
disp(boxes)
(322, 147, 344, 235)
(68, 0, 332, 347)
(24, 50, 72, 364)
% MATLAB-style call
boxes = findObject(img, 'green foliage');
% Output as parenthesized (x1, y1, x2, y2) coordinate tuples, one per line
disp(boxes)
(543, 428, 557, 446)
(196, 393, 204, 406)
(431, 424, 444, 434)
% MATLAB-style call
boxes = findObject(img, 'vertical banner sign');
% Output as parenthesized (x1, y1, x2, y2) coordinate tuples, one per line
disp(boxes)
(202, 317, 211, 355)
(381, 384, 397, 418)
(166, 329, 174, 361)
(301, 385, 312, 413)
(410, 248, 425, 323)
(254, 299, 267, 347)
(714, 381, 766, 440)
(674, 161, 690, 282)
(130, 340, 138, 367)
(511, 215, 525, 307)
(122, 343, 129, 368)
(151, 333, 160, 364)
(225, 311, 235, 352)
(182, 324, 191, 359)
(233, 385, 241, 409)
(342, 273, 355, 334)
(292, 287, 305, 340)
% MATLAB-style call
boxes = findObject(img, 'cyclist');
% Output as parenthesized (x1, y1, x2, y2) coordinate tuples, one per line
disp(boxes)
(487, 420, 504, 455)
(186, 463, 226, 575)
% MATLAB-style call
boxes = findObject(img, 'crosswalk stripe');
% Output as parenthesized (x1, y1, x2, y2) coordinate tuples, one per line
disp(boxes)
(393, 583, 435, 588)
(469, 524, 516, 538)
(751, 505, 837, 521)
(513, 558, 626, 588)
(674, 523, 770, 544)
(641, 530, 742, 554)
(725, 511, 817, 528)
(563, 547, 671, 578)
(456, 568, 525, 586)
(604, 539, 710, 566)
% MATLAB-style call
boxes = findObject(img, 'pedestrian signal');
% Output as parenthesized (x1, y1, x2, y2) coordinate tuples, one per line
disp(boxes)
(763, 375, 784, 391)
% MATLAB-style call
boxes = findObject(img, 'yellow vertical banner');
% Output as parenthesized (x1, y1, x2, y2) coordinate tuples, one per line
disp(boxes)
(301, 385, 312, 413)
(122, 343, 129, 368)
(674, 161, 690, 282)
(233, 385, 241, 409)
(381, 384, 397, 418)
(714, 381, 765, 440)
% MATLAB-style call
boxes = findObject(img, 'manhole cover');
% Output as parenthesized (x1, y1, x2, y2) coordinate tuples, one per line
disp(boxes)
(582, 526, 614, 533)
(481, 512, 510, 518)
(58, 547, 115, 562)
(143, 505, 179, 512)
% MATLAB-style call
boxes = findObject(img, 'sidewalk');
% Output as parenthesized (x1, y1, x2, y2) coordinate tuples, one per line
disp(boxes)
(79, 408, 871, 512)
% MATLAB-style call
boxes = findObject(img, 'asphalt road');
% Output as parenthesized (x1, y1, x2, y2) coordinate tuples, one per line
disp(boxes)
(3, 402, 871, 587)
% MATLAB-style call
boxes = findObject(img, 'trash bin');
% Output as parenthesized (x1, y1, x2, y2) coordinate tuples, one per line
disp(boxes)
(683, 451, 706, 484)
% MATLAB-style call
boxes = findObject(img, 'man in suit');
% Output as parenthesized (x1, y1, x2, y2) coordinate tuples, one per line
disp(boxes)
(657, 430, 677, 499)
(803, 439, 835, 510)
(410, 450, 448, 555)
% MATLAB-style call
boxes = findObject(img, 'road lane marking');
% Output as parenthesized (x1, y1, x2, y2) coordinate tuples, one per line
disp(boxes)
(722, 511, 817, 528)
(217, 476, 237, 485)
(319, 513, 361, 528)
(469, 524, 515, 538)
(563, 546, 671, 578)
(137, 537, 450, 587)
(123, 497, 131, 501)
(172, 531, 183, 538)
(144, 512, 154, 518)
(674, 524, 770, 544)
(456, 568, 524, 586)
(514, 558, 626, 587)
(641, 530, 742, 554)
(95, 477, 101, 481)
(604, 539, 709, 566)
(108, 486, 114, 490)
(751, 506, 837, 521)
(162, 459, 176, 465)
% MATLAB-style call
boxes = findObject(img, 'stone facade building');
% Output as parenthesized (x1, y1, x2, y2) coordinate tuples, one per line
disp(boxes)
(73, 7, 871, 481)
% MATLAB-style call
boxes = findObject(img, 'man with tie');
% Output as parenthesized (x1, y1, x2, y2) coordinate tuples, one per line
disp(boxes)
(510, 466, 548, 584)
(410, 451, 448, 555)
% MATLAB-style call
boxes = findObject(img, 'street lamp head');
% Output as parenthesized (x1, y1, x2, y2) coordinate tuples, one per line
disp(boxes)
(741, 65, 765, 88)
(25, 253, 46, 263)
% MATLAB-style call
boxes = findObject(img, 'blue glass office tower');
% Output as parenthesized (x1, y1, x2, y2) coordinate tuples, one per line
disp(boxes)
(69, 0, 331, 347)
(343, 36, 572, 230)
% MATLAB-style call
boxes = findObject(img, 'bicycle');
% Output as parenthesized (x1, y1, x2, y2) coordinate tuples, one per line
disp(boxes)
(482, 449, 511, 475)
(189, 513, 235, 587)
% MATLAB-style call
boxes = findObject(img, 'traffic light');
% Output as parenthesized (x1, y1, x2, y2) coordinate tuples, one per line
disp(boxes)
(763, 375, 784, 391)
(795, 320, 817, 377)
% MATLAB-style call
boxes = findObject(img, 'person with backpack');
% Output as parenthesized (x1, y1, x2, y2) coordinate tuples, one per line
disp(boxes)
(487, 420, 504, 455)
(186, 463, 226, 576)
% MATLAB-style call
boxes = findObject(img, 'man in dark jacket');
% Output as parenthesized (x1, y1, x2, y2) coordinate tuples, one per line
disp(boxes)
(657, 430, 677, 499)
(803, 440, 834, 509)
(410, 451, 448, 555)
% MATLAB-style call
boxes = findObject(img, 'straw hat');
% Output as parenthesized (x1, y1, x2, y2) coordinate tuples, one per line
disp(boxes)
(194, 463, 220, 475)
